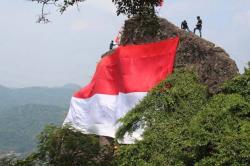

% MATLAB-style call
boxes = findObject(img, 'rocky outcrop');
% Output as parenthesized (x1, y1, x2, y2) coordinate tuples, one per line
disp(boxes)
(120, 17, 239, 94)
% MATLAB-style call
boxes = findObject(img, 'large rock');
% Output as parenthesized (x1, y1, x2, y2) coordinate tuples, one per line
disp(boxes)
(120, 17, 239, 94)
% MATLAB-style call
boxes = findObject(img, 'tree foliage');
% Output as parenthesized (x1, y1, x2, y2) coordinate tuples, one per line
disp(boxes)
(222, 62, 250, 102)
(115, 69, 209, 165)
(12, 125, 114, 166)
(0, 154, 18, 166)
(31, 0, 162, 39)
(115, 68, 250, 165)
(31, 0, 162, 23)
(30, 0, 86, 23)
(112, 0, 162, 17)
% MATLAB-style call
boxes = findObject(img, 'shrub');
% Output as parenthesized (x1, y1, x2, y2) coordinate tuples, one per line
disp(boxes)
(14, 125, 114, 166)
(115, 69, 208, 165)
(115, 69, 250, 165)
(222, 62, 250, 102)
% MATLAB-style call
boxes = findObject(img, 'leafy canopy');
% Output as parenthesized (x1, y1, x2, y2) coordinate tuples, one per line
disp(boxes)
(222, 62, 250, 102)
(115, 67, 250, 165)
(31, 0, 162, 23)
(12, 125, 114, 166)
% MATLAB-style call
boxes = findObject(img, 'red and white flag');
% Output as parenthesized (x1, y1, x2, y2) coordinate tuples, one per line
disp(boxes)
(64, 37, 179, 143)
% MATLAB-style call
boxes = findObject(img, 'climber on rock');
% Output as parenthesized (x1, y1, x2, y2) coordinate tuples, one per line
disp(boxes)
(194, 16, 202, 37)
(181, 20, 191, 32)
(109, 40, 116, 50)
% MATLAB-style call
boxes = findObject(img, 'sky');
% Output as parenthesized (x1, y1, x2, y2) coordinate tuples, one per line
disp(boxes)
(0, 0, 249, 88)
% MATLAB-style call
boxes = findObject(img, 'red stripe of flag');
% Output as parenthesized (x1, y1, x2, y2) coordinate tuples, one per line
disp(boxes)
(74, 37, 179, 99)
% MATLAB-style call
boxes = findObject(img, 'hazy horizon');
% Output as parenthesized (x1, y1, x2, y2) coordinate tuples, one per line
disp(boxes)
(0, 83, 81, 89)
(0, 0, 249, 88)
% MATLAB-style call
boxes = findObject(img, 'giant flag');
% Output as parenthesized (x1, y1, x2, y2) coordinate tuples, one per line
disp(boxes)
(64, 37, 179, 144)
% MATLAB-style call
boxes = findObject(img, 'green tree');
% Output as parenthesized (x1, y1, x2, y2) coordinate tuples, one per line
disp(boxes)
(14, 125, 114, 166)
(31, 0, 162, 40)
(31, 0, 162, 23)
(0, 154, 18, 166)
(115, 69, 209, 165)
(112, 0, 162, 16)
(222, 62, 250, 102)
(115, 68, 250, 165)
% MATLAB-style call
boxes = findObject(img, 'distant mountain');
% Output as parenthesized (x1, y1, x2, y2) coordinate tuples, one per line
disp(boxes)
(62, 83, 81, 89)
(0, 84, 80, 154)
(0, 85, 9, 90)
(0, 84, 80, 110)
(0, 104, 67, 154)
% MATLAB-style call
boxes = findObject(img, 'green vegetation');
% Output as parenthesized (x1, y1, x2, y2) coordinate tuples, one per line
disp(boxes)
(112, 0, 161, 17)
(115, 69, 209, 165)
(3, 65, 250, 165)
(0, 85, 78, 154)
(115, 66, 250, 165)
(13, 126, 114, 166)
(32, 0, 162, 35)
(0, 104, 67, 153)
(31, 0, 161, 18)
(222, 62, 250, 103)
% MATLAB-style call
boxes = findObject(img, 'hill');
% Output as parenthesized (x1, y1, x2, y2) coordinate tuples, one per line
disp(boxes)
(0, 104, 67, 153)
(0, 84, 80, 154)
(0, 84, 80, 110)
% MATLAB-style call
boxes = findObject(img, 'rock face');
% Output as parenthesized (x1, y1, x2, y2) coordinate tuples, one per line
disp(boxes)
(120, 17, 239, 94)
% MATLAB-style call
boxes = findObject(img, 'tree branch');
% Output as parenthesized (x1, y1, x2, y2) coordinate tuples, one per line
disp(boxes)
(30, 0, 85, 23)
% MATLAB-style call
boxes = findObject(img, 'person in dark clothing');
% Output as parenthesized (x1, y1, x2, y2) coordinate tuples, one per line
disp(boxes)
(181, 20, 191, 32)
(194, 16, 202, 37)
(109, 40, 116, 50)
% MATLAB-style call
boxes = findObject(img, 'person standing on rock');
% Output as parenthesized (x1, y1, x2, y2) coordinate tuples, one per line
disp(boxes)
(109, 40, 116, 50)
(194, 16, 202, 37)
(181, 20, 191, 32)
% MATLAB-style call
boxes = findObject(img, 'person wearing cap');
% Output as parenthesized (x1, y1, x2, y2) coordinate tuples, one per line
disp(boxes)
(181, 20, 191, 32)
(194, 16, 203, 37)
(109, 40, 116, 50)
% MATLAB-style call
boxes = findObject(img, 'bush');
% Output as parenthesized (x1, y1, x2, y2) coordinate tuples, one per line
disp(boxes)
(187, 94, 250, 165)
(115, 68, 250, 165)
(0, 154, 17, 166)
(14, 125, 114, 166)
(115, 69, 208, 165)
(222, 62, 250, 102)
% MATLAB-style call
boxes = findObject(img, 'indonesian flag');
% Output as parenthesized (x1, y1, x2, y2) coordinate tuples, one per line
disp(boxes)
(64, 37, 179, 143)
